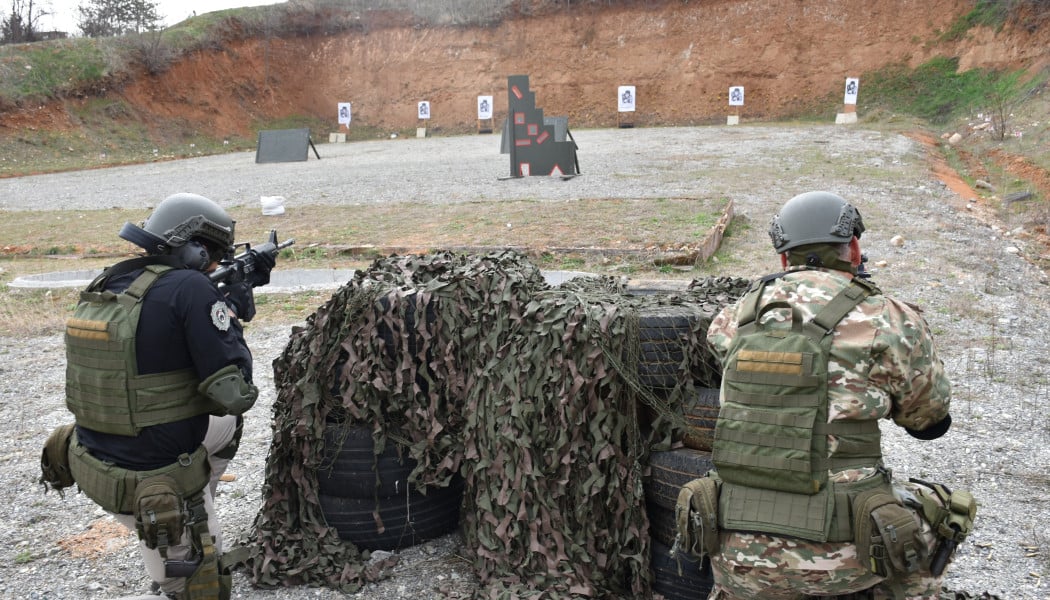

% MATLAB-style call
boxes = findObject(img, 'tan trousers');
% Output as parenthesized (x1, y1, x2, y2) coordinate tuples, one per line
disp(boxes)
(112, 415, 238, 597)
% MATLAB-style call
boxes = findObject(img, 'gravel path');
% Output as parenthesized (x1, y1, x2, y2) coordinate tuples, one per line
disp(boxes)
(1, 125, 1048, 599)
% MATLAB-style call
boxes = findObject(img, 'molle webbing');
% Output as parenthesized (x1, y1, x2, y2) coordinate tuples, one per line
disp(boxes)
(713, 275, 882, 536)
(718, 468, 890, 542)
(65, 264, 219, 436)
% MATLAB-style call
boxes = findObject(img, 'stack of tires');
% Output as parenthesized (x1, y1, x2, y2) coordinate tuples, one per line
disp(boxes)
(315, 424, 463, 551)
(634, 300, 722, 599)
(646, 444, 716, 599)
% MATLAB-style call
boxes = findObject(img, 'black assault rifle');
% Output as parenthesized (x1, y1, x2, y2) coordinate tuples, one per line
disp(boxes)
(856, 253, 873, 279)
(209, 230, 295, 288)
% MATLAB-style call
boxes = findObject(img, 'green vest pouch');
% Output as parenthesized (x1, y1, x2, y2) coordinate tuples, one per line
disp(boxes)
(135, 474, 186, 555)
(673, 476, 720, 561)
(854, 488, 926, 577)
(40, 424, 77, 493)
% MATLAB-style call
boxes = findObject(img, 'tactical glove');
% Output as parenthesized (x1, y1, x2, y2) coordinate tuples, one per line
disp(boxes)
(906, 413, 952, 440)
(224, 281, 256, 322)
(247, 248, 277, 287)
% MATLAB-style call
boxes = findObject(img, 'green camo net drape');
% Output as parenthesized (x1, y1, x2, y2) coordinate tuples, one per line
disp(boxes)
(245, 250, 751, 598)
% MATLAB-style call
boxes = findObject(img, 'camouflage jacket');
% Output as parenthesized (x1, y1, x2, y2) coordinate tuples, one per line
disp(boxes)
(707, 266, 951, 483)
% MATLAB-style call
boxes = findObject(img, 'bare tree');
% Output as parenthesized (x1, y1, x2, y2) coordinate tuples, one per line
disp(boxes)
(1, 0, 49, 43)
(123, 29, 175, 74)
(986, 71, 1025, 141)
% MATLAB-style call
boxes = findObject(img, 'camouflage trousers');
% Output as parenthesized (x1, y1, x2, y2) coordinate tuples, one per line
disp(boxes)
(706, 482, 945, 600)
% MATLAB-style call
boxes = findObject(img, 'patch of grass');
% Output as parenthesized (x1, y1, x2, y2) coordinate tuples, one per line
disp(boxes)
(705, 218, 751, 267)
(692, 212, 717, 229)
(0, 38, 114, 102)
(559, 257, 586, 270)
(0, 99, 260, 177)
(0, 286, 83, 337)
(940, 0, 1009, 41)
(861, 57, 1010, 124)
(14, 549, 33, 564)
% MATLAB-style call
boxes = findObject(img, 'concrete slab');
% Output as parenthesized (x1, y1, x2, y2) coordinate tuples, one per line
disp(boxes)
(9, 269, 610, 293)
(10, 268, 358, 294)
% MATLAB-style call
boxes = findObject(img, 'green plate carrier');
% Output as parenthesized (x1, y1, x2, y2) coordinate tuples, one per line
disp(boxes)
(713, 274, 885, 542)
(65, 262, 222, 436)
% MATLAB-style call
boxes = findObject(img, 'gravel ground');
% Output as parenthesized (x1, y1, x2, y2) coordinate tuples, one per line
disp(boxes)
(1, 125, 1048, 599)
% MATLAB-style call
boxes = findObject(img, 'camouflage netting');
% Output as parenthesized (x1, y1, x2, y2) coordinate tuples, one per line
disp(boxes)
(244, 250, 752, 597)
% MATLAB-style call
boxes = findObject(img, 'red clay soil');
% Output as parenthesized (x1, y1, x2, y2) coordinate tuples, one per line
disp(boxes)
(989, 149, 1050, 256)
(903, 131, 1050, 263)
(3, 0, 1048, 138)
(3, 0, 1049, 262)
(989, 148, 1050, 200)
(905, 131, 982, 204)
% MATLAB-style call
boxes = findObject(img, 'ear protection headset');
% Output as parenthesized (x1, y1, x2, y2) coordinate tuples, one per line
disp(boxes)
(172, 240, 212, 271)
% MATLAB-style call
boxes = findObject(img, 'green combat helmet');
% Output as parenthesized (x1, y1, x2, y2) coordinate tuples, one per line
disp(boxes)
(119, 193, 236, 270)
(768, 191, 865, 273)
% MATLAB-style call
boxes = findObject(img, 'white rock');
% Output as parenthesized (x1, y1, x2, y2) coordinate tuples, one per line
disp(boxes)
(890, 235, 905, 247)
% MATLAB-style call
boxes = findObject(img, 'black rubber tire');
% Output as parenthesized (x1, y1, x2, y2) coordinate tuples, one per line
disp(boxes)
(645, 447, 714, 511)
(375, 291, 438, 359)
(319, 479, 464, 551)
(636, 305, 699, 394)
(638, 306, 697, 342)
(639, 340, 687, 387)
(681, 386, 721, 452)
(372, 291, 439, 398)
(647, 501, 679, 547)
(316, 424, 419, 499)
(650, 539, 714, 600)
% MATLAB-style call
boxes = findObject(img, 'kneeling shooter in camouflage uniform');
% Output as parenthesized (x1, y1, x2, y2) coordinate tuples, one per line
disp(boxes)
(692, 191, 975, 600)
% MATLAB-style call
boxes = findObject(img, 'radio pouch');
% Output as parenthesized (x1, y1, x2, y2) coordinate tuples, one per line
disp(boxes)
(40, 424, 77, 494)
(854, 488, 925, 578)
(673, 476, 721, 562)
(134, 474, 185, 558)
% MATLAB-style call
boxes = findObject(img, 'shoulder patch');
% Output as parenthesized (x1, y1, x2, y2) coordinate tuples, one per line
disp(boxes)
(210, 300, 231, 331)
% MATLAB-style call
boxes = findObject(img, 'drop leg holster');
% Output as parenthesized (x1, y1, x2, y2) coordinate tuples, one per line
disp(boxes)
(177, 496, 226, 600)
(153, 491, 234, 600)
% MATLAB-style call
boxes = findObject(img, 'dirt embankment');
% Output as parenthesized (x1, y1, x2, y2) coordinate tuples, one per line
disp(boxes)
(4, 0, 1049, 139)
